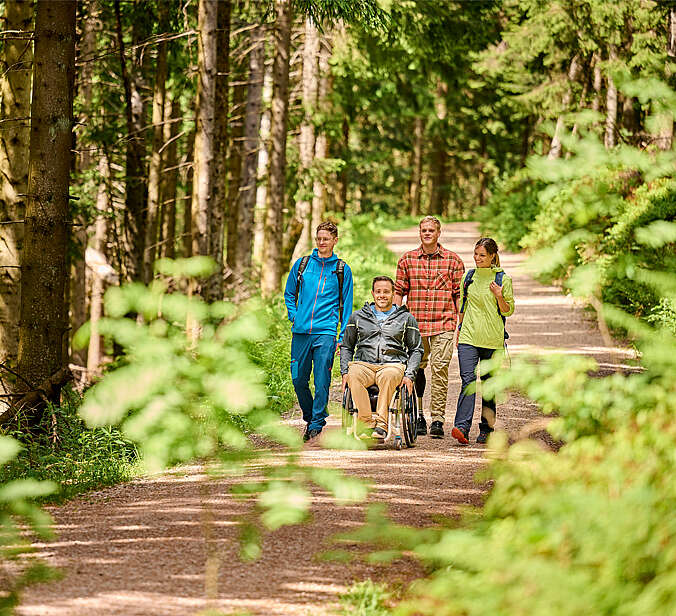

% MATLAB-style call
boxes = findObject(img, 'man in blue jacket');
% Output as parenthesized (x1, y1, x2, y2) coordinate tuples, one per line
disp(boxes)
(284, 221, 354, 442)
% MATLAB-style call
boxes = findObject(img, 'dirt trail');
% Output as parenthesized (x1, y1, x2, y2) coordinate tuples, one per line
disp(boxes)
(18, 222, 635, 616)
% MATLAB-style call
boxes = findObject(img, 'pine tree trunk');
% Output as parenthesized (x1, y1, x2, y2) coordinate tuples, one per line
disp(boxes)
(206, 0, 231, 299)
(0, 0, 33, 377)
(183, 129, 195, 258)
(429, 80, 449, 216)
(253, 65, 273, 266)
(409, 117, 424, 216)
(289, 17, 319, 262)
(548, 54, 581, 159)
(235, 25, 265, 280)
(335, 117, 349, 215)
(191, 0, 217, 266)
(161, 98, 181, 259)
(17, 0, 76, 402)
(311, 35, 332, 230)
(143, 4, 169, 283)
(87, 154, 111, 377)
(604, 46, 618, 149)
(261, 0, 292, 297)
(658, 9, 676, 150)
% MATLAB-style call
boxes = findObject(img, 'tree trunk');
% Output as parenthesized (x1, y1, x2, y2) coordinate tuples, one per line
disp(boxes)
(658, 9, 676, 150)
(0, 0, 33, 378)
(206, 0, 231, 299)
(191, 0, 218, 267)
(604, 45, 618, 149)
(289, 17, 319, 262)
(87, 154, 111, 377)
(335, 117, 349, 215)
(253, 64, 273, 265)
(225, 64, 246, 275)
(548, 54, 581, 159)
(409, 117, 424, 216)
(160, 98, 181, 259)
(182, 129, 195, 258)
(429, 80, 449, 216)
(17, 0, 76, 404)
(142, 4, 169, 283)
(261, 0, 292, 297)
(235, 25, 265, 280)
(311, 34, 332, 230)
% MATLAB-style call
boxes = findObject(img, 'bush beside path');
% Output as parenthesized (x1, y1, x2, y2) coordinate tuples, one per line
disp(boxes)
(17, 222, 634, 616)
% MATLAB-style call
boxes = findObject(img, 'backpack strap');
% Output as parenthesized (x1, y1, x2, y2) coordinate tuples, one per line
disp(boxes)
(294, 255, 311, 306)
(335, 259, 345, 322)
(459, 269, 475, 314)
(494, 271, 509, 340)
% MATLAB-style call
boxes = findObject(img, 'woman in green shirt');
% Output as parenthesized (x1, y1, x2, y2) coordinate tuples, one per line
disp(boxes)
(451, 238, 515, 445)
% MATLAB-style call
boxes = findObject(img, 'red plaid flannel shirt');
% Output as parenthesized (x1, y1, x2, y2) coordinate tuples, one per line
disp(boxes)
(394, 244, 465, 336)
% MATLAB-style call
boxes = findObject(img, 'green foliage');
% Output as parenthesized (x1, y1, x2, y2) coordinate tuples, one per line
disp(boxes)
(0, 392, 137, 501)
(0, 436, 58, 615)
(339, 579, 392, 616)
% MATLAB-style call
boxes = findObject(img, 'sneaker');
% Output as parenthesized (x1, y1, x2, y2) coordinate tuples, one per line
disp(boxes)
(304, 428, 321, 442)
(476, 431, 490, 444)
(451, 426, 469, 445)
(302, 426, 311, 442)
(372, 426, 387, 439)
(416, 415, 427, 436)
(430, 420, 444, 438)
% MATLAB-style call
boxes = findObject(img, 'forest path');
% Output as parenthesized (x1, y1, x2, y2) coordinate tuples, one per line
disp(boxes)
(18, 222, 636, 616)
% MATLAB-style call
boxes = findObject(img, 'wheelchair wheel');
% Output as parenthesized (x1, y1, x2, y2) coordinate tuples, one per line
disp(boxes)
(402, 388, 418, 448)
(342, 388, 355, 434)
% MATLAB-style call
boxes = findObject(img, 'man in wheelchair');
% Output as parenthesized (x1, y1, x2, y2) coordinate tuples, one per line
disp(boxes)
(340, 276, 423, 440)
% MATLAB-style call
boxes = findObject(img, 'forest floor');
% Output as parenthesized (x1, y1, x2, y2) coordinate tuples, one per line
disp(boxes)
(17, 222, 638, 616)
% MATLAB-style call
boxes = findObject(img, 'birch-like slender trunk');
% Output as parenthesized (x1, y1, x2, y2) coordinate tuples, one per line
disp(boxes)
(409, 117, 424, 216)
(311, 34, 331, 230)
(0, 0, 33, 376)
(289, 17, 319, 262)
(87, 155, 111, 377)
(161, 98, 181, 259)
(261, 0, 292, 296)
(191, 0, 218, 266)
(235, 25, 265, 279)
(18, 0, 76, 400)
(548, 54, 581, 159)
(604, 45, 618, 149)
(253, 65, 273, 265)
(143, 4, 169, 283)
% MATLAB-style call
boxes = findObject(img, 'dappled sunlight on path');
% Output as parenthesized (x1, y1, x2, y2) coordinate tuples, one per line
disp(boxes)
(18, 222, 635, 616)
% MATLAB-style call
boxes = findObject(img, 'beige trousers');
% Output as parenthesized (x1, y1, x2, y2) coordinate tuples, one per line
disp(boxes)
(347, 361, 405, 429)
(418, 330, 455, 422)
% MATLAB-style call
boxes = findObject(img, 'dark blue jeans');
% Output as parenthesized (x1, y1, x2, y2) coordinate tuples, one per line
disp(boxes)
(290, 333, 336, 431)
(454, 343, 496, 435)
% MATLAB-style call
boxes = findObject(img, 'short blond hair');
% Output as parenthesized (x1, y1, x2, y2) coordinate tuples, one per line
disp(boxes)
(419, 216, 441, 230)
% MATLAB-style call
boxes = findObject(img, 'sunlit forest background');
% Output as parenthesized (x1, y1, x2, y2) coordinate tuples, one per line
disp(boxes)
(1, 1, 676, 614)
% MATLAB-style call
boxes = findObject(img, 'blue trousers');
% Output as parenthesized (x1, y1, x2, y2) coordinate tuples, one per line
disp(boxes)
(454, 344, 496, 434)
(290, 333, 336, 431)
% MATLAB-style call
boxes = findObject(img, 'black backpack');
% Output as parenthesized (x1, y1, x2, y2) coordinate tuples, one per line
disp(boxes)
(459, 268, 509, 340)
(294, 255, 346, 321)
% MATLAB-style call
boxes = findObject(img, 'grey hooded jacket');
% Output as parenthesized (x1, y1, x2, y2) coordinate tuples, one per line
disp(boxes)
(340, 303, 423, 379)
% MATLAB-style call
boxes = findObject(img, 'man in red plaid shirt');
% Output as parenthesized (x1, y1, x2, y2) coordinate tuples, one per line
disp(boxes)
(393, 216, 465, 438)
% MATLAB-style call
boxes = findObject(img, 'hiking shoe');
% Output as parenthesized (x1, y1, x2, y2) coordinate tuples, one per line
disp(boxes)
(416, 415, 427, 436)
(476, 431, 490, 445)
(451, 426, 469, 445)
(372, 426, 387, 440)
(430, 421, 444, 438)
(304, 428, 321, 442)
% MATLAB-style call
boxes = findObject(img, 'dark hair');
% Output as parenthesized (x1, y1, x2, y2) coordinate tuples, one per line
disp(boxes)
(316, 221, 338, 238)
(475, 237, 500, 266)
(372, 275, 395, 291)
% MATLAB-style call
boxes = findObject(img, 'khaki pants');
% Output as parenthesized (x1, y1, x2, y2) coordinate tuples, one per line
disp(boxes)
(347, 361, 405, 429)
(418, 330, 454, 422)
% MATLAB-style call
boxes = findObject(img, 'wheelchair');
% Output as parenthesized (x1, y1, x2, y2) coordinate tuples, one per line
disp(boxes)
(341, 380, 419, 450)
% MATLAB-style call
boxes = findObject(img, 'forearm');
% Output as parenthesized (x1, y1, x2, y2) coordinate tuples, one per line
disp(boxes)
(497, 295, 510, 314)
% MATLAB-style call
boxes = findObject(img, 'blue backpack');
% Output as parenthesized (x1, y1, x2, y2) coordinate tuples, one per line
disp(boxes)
(459, 269, 509, 340)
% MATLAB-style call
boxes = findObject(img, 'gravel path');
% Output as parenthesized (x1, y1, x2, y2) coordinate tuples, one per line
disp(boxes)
(17, 222, 636, 616)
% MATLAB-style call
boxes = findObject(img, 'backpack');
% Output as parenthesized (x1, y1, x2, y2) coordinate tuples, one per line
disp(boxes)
(294, 255, 346, 322)
(459, 268, 509, 340)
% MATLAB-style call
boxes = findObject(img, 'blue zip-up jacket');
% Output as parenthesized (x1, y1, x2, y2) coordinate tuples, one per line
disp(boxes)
(284, 249, 354, 342)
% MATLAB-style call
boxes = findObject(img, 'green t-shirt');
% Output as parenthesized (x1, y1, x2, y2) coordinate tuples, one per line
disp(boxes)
(458, 267, 515, 349)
